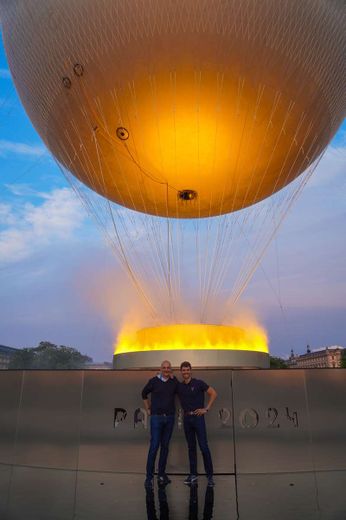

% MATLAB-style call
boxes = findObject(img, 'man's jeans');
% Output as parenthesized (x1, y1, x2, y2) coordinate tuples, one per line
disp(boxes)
(183, 415, 213, 477)
(146, 415, 175, 479)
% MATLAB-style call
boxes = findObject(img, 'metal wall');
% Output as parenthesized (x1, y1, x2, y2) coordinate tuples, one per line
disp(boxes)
(113, 349, 269, 369)
(0, 368, 345, 519)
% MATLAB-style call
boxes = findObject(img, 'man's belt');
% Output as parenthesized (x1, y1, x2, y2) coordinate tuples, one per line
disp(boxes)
(184, 411, 196, 416)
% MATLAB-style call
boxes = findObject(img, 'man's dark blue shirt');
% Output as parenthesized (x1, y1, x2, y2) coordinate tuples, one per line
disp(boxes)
(141, 376, 178, 415)
(177, 378, 209, 412)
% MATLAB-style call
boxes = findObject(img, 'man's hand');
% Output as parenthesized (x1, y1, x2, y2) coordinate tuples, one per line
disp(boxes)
(143, 398, 151, 416)
(194, 408, 208, 416)
(194, 386, 217, 416)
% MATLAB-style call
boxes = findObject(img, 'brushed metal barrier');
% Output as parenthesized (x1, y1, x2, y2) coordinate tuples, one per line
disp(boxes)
(305, 369, 346, 520)
(232, 369, 312, 474)
(305, 369, 346, 471)
(0, 371, 23, 519)
(0, 371, 23, 466)
(232, 369, 346, 519)
(232, 369, 317, 519)
(14, 371, 83, 469)
(0, 368, 345, 519)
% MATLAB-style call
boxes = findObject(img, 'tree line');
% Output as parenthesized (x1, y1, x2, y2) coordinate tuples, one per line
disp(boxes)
(8, 341, 92, 369)
(7, 345, 345, 370)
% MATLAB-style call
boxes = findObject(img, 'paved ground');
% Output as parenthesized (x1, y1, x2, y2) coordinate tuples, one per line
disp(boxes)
(1, 466, 346, 519)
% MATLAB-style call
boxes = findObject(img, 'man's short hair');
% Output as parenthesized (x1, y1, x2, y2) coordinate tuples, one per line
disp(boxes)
(180, 361, 191, 370)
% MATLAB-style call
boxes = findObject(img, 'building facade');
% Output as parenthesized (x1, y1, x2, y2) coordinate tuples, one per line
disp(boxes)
(0, 345, 17, 370)
(288, 345, 344, 369)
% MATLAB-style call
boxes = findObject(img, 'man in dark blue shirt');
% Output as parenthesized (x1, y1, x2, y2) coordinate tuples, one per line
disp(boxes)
(177, 361, 217, 487)
(142, 360, 177, 488)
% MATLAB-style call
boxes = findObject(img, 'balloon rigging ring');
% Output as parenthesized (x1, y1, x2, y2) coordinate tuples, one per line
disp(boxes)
(62, 76, 72, 89)
(116, 127, 129, 140)
(73, 63, 84, 77)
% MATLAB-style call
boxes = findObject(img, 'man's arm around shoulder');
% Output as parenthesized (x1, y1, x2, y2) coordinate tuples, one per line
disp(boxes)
(142, 378, 154, 416)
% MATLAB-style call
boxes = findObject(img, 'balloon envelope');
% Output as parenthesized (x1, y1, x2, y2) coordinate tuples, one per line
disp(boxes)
(1, 0, 345, 217)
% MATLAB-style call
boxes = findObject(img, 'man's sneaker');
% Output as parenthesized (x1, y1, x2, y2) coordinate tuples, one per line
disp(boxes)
(158, 474, 171, 486)
(184, 474, 198, 485)
(144, 478, 153, 489)
(207, 476, 215, 487)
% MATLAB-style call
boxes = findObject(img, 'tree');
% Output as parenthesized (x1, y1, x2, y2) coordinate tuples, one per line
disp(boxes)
(341, 350, 346, 369)
(269, 356, 288, 369)
(8, 348, 35, 369)
(8, 341, 92, 369)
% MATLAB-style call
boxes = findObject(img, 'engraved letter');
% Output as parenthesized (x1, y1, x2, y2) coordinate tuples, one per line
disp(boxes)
(134, 407, 148, 429)
(113, 407, 127, 428)
(239, 408, 259, 429)
(285, 407, 299, 428)
(267, 407, 280, 428)
(219, 407, 231, 427)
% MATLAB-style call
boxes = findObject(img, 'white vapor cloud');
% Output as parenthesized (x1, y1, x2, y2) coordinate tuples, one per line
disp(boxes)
(0, 139, 47, 158)
(0, 188, 85, 265)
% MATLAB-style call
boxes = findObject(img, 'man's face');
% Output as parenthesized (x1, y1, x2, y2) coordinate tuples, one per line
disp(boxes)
(181, 365, 192, 381)
(161, 361, 172, 378)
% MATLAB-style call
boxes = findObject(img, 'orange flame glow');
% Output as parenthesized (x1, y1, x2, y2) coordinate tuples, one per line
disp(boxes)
(114, 323, 268, 355)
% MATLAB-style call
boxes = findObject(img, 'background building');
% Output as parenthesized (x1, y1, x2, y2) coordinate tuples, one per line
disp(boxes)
(288, 345, 344, 368)
(0, 345, 17, 369)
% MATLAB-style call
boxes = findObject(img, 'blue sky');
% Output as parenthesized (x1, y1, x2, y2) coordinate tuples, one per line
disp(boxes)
(0, 38, 345, 362)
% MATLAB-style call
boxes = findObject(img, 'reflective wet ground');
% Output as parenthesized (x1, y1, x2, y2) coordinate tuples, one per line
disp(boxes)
(1, 465, 346, 519)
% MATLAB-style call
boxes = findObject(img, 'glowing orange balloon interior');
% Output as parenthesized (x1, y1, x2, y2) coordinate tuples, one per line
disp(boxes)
(44, 61, 333, 218)
(114, 324, 268, 356)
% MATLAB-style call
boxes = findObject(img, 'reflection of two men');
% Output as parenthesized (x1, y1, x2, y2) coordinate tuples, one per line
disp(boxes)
(189, 485, 214, 520)
(145, 484, 214, 520)
(146, 486, 169, 520)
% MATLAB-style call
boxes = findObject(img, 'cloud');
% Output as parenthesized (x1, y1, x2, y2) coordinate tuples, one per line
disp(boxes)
(0, 203, 16, 226)
(5, 183, 48, 198)
(0, 68, 11, 79)
(0, 139, 47, 158)
(308, 145, 346, 188)
(0, 188, 86, 265)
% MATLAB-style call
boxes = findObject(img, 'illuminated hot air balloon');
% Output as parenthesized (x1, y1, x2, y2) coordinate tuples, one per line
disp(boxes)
(1, 1, 345, 366)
